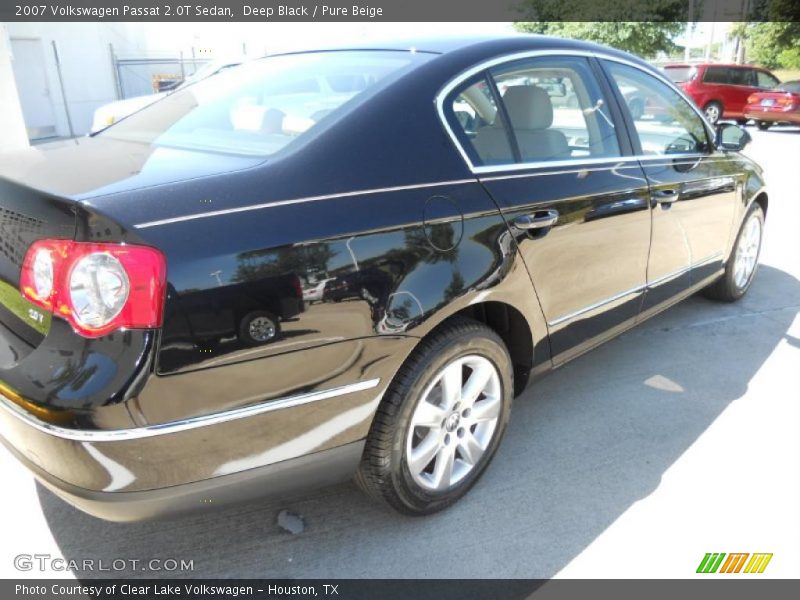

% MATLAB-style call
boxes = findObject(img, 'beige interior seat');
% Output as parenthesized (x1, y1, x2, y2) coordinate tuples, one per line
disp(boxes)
(473, 85, 570, 164)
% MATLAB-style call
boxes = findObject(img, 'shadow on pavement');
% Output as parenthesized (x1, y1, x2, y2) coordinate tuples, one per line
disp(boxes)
(38, 264, 799, 578)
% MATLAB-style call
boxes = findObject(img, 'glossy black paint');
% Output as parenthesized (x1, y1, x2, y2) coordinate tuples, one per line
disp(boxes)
(0, 35, 767, 518)
(480, 162, 653, 361)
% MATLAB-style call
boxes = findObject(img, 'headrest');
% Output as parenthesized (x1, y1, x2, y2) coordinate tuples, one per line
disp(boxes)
(502, 85, 553, 130)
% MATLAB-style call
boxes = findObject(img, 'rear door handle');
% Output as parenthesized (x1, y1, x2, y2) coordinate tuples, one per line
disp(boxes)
(652, 189, 680, 206)
(513, 210, 559, 230)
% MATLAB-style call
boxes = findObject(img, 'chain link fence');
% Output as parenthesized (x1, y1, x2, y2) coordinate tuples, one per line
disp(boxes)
(111, 47, 209, 99)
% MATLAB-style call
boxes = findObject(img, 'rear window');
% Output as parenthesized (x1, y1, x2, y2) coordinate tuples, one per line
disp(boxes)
(99, 50, 431, 157)
(777, 81, 800, 93)
(664, 66, 695, 83)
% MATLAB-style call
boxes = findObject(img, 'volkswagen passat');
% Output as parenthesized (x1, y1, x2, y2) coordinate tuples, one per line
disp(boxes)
(0, 35, 766, 520)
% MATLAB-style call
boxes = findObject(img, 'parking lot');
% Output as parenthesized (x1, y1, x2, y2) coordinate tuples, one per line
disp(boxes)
(1, 126, 798, 580)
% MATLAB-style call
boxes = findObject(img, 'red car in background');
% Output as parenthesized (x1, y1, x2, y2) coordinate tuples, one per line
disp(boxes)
(744, 80, 800, 129)
(663, 63, 781, 125)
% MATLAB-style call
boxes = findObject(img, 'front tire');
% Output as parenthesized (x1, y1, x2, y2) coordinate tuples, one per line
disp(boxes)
(355, 317, 513, 515)
(757, 121, 772, 131)
(703, 203, 764, 302)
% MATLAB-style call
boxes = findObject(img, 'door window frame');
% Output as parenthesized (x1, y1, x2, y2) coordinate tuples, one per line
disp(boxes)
(436, 49, 716, 174)
(596, 58, 716, 158)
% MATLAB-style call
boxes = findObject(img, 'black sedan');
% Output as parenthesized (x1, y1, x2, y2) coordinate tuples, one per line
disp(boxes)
(0, 35, 766, 520)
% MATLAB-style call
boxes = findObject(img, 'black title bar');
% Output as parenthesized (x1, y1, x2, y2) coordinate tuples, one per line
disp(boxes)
(4, 579, 800, 600)
(2, 0, 800, 22)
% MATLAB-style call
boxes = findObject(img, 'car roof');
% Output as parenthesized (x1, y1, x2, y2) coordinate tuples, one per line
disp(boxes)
(265, 33, 647, 63)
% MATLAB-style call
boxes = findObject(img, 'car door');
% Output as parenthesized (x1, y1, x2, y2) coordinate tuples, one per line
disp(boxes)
(600, 60, 739, 315)
(441, 54, 652, 364)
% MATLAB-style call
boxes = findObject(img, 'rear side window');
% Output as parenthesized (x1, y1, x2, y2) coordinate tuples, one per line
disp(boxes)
(490, 56, 621, 163)
(705, 67, 756, 87)
(446, 55, 621, 167)
(100, 50, 431, 157)
(449, 76, 515, 166)
(604, 61, 711, 156)
(703, 66, 730, 84)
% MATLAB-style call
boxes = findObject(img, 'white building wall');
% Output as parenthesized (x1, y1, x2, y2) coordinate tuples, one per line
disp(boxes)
(4, 23, 147, 137)
(0, 25, 29, 151)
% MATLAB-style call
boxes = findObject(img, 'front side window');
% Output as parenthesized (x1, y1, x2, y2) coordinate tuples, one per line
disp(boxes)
(100, 51, 431, 157)
(723, 67, 756, 87)
(604, 61, 711, 156)
(756, 70, 780, 89)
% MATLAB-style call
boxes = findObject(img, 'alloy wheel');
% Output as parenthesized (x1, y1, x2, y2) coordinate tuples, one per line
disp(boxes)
(705, 104, 721, 124)
(405, 355, 502, 492)
(733, 213, 762, 290)
(248, 316, 277, 342)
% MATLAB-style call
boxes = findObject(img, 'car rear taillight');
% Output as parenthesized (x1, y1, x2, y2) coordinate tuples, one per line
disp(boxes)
(20, 240, 166, 338)
(747, 94, 758, 104)
(292, 275, 303, 299)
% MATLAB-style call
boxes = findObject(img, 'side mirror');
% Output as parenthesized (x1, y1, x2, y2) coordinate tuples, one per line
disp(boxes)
(716, 123, 752, 152)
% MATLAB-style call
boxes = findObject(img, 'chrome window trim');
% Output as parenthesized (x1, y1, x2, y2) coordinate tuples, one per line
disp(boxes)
(478, 160, 735, 184)
(0, 378, 381, 442)
(434, 48, 717, 175)
(546, 252, 724, 328)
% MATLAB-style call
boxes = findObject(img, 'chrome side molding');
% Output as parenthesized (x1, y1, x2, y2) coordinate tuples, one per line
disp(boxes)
(0, 379, 381, 443)
(547, 253, 724, 327)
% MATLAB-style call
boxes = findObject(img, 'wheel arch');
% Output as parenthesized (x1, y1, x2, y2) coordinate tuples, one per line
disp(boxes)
(396, 293, 547, 398)
(447, 302, 534, 396)
(752, 190, 768, 217)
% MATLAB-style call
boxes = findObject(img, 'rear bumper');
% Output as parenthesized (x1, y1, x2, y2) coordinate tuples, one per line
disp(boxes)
(744, 107, 800, 123)
(2, 433, 364, 522)
(0, 377, 383, 521)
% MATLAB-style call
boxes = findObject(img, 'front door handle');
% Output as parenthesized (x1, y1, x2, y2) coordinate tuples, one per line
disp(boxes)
(513, 210, 559, 230)
(652, 188, 680, 206)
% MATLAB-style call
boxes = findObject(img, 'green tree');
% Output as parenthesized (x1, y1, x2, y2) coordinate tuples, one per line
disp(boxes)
(736, 22, 800, 69)
(731, 1, 800, 69)
(514, 0, 688, 58)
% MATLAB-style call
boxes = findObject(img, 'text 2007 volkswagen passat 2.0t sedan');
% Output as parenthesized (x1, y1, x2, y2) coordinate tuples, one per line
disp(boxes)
(0, 35, 767, 521)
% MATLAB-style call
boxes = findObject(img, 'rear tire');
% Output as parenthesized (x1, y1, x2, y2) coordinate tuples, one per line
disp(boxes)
(355, 317, 513, 515)
(757, 121, 772, 131)
(702, 203, 764, 302)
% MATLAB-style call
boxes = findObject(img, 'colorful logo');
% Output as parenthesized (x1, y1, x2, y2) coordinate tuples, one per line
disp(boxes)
(697, 553, 773, 574)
